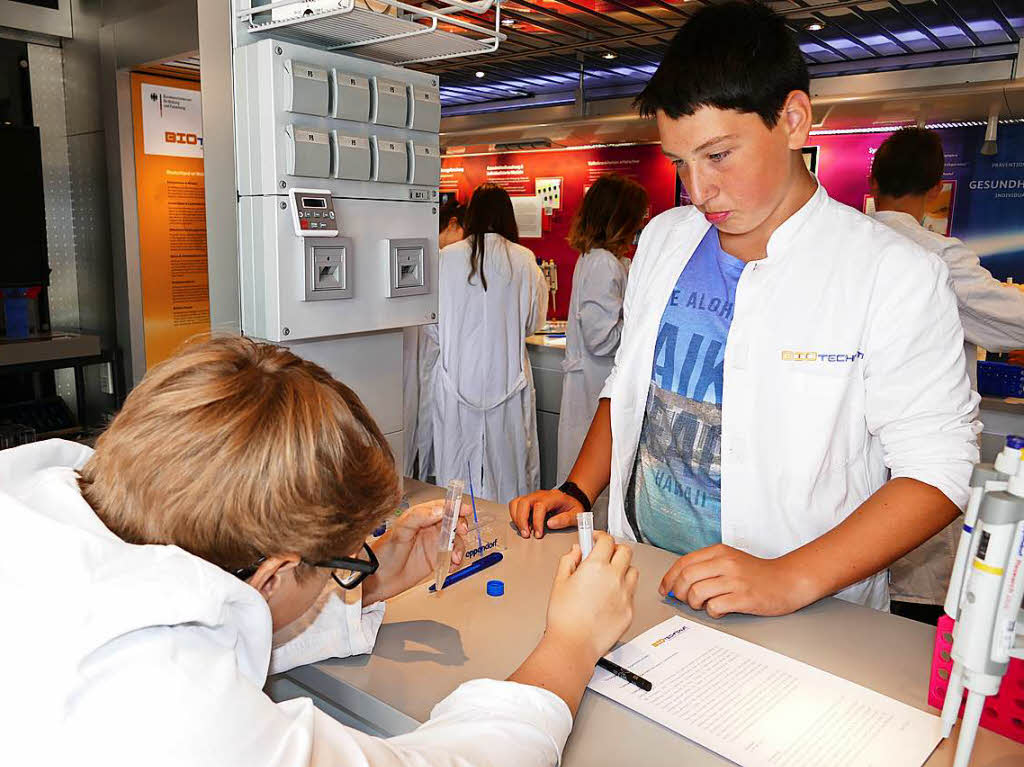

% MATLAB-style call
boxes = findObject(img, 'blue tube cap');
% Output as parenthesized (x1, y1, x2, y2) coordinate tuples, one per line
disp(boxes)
(487, 579, 504, 597)
(1007, 435, 1024, 449)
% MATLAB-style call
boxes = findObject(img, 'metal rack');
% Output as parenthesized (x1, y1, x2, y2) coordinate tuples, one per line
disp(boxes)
(236, 0, 506, 65)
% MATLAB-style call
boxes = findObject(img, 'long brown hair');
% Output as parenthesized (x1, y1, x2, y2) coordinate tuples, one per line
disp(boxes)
(568, 174, 649, 256)
(463, 183, 519, 291)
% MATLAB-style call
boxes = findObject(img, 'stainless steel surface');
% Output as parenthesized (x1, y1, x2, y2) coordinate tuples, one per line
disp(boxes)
(281, 479, 1023, 766)
(199, 0, 243, 337)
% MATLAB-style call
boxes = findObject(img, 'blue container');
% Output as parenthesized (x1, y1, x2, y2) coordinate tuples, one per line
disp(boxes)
(3, 297, 30, 338)
(977, 361, 1024, 398)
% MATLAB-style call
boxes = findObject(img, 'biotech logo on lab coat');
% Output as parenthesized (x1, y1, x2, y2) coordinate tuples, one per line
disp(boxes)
(781, 350, 864, 363)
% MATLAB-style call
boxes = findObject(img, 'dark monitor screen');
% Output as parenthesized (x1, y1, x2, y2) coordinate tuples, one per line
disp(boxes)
(0, 126, 49, 288)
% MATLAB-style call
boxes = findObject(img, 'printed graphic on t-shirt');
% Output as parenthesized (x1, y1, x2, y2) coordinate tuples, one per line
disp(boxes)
(627, 228, 744, 555)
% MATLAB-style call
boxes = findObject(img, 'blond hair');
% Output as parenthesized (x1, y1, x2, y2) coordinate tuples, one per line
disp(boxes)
(79, 335, 399, 572)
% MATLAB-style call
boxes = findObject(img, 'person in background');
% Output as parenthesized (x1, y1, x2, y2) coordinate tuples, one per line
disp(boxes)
(1, 335, 638, 767)
(870, 126, 1024, 623)
(558, 174, 650, 530)
(402, 199, 467, 481)
(434, 183, 548, 504)
(510, 1, 979, 619)
(439, 198, 467, 250)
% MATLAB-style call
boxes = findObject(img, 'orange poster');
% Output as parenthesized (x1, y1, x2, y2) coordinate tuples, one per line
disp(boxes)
(130, 72, 210, 368)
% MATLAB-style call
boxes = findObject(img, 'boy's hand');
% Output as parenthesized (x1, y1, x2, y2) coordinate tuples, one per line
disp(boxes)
(658, 544, 817, 618)
(361, 500, 471, 604)
(509, 489, 582, 539)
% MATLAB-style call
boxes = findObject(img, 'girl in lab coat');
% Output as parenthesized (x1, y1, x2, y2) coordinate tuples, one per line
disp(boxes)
(403, 200, 465, 481)
(558, 175, 649, 529)
(434, 183, 548, 504)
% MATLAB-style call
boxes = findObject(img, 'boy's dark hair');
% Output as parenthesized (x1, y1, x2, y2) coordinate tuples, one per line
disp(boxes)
(635, 1, 809, 128)
(871, 128, 945, 199)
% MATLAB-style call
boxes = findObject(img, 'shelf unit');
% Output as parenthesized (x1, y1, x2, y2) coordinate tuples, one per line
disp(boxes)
(236, 0, 505, 64)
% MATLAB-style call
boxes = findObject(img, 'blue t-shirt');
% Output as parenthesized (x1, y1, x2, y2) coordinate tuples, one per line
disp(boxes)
(625, 227, 745, 555)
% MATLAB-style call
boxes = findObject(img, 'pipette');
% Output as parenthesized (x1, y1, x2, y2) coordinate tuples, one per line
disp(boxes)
(433, 479, 464, 593)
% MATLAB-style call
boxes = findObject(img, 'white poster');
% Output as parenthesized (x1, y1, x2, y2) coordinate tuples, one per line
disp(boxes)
(511, 195, 543, 239)
(141, 83, 204, 158)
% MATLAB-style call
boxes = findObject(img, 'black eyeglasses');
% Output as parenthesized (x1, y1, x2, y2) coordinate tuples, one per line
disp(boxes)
(231, 542, 379, 590)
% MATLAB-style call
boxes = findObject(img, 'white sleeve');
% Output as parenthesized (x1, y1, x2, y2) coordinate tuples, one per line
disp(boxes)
(599, 223, 658, 400)
(941, 238, 1024, 353)
(527, 261, 549, 335)
(307, 679, 572, 767)
(579, 256, 626, 357)
(269, 585, 386, 675)
(863, 245, 981, 510)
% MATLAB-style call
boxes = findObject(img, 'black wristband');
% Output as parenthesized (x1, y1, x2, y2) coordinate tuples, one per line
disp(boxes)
(557, 481, 593, 515)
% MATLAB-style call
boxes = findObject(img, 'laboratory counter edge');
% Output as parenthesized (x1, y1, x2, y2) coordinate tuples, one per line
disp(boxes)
(268, 479, 1024, 767)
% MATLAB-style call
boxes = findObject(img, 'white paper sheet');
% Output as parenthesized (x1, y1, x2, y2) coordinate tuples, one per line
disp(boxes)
(588, 616, 941, 767)
(510, 195, 543, 239)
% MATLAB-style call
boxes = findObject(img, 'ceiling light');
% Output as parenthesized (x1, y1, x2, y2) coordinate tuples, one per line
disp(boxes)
(500, 17, 515, 27)
(805, 20, 825, 32)
(475, 71, 486, 78)
(602, 51, 618, 60)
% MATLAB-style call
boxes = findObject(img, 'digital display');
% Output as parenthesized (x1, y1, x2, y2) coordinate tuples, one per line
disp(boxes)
(302, 197, 327, 208)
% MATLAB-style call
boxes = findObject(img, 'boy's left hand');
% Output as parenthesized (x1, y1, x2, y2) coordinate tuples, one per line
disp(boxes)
(658, 544, 815, 618)
(361, 500, 471, 604)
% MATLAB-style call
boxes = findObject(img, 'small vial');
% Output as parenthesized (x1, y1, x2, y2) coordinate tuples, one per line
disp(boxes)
(577, 511, 594, 559)
(433, 480, 464, 592)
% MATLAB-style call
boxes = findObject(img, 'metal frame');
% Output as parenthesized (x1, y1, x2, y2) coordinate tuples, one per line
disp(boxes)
(235, 0, 506, 64)
(0, 0, 72, 38)
(418, 0, 1023, 109)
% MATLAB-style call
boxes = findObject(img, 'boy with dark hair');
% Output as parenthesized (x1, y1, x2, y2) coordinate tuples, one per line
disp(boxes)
(511, 0, 980, 617)
(870, 126, 1024, 620)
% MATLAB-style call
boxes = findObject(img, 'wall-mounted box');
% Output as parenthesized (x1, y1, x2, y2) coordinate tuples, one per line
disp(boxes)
(333, 133, 372, 181)
(409, 142, 441, 187)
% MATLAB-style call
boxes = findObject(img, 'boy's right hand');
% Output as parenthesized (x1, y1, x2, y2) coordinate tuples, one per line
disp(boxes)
(544, 533, 638, 665)
(509, 489, 582, 539)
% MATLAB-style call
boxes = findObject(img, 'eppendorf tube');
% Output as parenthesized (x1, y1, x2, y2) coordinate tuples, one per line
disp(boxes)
(434, 480, 464, 592)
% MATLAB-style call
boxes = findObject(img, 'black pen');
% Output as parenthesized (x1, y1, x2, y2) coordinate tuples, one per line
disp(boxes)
(597, 657, 653, 692)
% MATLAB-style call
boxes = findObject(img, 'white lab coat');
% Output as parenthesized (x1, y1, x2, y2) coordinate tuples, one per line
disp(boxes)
(0, 440, 573, 767)
(434, 234, 548, 504)
(600, 185, 980, 610)
(872, 210, 1024, 605)
(402, 324, 440, 480)
(557, 248, 628, 529)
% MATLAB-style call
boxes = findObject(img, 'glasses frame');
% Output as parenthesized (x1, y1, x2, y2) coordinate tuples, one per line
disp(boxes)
(232, 542, 379, 590)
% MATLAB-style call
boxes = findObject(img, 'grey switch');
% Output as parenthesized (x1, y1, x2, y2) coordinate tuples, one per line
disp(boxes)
(286, 126, 331, 177)
(332, 71, 370, 122)
(285, 60, 329, 116)
(305, 239, 354, 301)
(409, 85, 441, 132)
(373, 77, 408, 128)
(333, 133, 371, 181)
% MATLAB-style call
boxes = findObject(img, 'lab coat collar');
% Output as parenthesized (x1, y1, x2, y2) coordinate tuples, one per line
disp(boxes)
(871, 209, 922, 229)
(764, 180, 829, 264)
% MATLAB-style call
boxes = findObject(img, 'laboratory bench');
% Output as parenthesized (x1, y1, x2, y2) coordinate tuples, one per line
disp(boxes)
(269, 479, 1023, 766)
